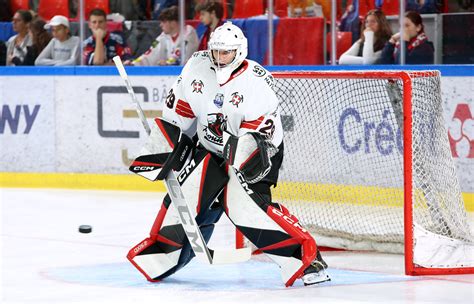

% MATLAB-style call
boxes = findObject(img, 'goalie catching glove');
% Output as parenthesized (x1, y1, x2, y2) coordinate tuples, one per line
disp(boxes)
(129, 118, 194, 181)
(223, 131, 278, 184)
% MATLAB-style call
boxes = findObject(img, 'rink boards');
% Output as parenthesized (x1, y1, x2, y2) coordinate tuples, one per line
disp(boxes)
(0, 66, 473, 209)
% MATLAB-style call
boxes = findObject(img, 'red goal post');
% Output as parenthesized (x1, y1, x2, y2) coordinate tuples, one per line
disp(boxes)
(236, 70, 474, 276)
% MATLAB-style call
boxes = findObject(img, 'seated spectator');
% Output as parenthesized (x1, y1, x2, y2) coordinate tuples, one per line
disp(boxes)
(406, 0, 439, 14)
(35, 15, 80, 66)
(339, 9, 392, 65)
(0, 0, 12, 22)
(131, 6, 198, 66)
(152, 0, 178, 20)
(12, 16, 51, 65)
(379, 11, 434, 64)
(339, 3, 361, 44)
(0, 40, 6, 65)
(196, 0, 224, 51)
(6, 10, 33, 66)
(83, 8, 133, 65)
(109, 0, 147, 20)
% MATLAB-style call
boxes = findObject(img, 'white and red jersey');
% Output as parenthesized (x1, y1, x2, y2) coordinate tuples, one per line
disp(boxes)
(162, 51, 283, 156)
(133, 25, 199, 66)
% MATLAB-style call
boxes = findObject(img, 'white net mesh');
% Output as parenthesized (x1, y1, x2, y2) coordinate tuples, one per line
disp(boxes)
(265, 71, 473, 264)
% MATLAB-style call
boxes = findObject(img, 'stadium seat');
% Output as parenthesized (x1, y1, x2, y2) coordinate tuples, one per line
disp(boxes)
(358, 0, 376, 16)
(273, 17, 325, 65)
(274, 0, 288, 17)
(37, 0, 70, 20)
(10, 0, 29, 12)
(232, 0, 264, 18)
(326, 31, 353, 60)
(381, 0, 399, 16)
(86, 0, 110, 17)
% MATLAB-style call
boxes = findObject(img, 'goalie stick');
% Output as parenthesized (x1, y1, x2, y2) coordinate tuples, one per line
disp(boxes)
(113, 56, 251, 264)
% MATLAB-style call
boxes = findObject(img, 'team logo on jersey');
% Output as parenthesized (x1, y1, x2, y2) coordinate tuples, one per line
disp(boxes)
(213, 93, 224, 108)
(191, 79, 204, 93)
(252, 65, 266, 77)
(229, 92, 244, 107)
(203, 113, 225, 145)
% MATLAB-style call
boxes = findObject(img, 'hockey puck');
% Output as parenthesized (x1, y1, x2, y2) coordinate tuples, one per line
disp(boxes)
(78, 225, 92, 233)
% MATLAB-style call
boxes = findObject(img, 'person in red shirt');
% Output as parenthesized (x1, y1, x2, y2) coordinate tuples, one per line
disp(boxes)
(83, 8, 132, 65)
(196, 0, 224, 51)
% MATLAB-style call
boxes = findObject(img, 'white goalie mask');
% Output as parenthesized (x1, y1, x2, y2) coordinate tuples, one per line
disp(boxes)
(208, 22, 248, 84)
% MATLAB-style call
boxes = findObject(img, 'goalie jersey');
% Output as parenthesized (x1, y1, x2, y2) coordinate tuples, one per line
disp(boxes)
(162, 51, 283, 156)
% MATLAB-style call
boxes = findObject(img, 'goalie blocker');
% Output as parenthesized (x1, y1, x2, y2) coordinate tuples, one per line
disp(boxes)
(128, 118, 329, 286)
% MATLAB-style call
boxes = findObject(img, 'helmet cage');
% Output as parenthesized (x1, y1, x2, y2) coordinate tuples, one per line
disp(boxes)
(208, 22, 248, 84)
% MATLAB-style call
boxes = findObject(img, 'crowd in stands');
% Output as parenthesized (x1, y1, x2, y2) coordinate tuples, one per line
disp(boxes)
(0, 1, 472, 66)
(339, 9, 434, 65)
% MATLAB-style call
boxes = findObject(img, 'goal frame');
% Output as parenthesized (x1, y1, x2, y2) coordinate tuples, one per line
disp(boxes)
(235, 70, 474, 276)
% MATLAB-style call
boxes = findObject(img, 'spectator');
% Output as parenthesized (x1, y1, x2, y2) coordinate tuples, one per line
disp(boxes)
(6, 10, 33, 66)
(152, 0, 178, 20)
(196, 0, 224, 51)
(131, 6, 198, 66)
(15, 17, 52, 65)
(109, 0, 147, 20)
(35, 15, 80, 66)
(83, 8, 133, 65)
(0, 0, 12, 22)
(339, 9, 392, 65)
(0, 41, 6, 65)
(339, 4, 361, 44)
(379, 11, 434, 64)
(406, 0, 440, 14)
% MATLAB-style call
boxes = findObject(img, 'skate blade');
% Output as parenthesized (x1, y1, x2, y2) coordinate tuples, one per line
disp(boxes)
(302, 270, 331, 286)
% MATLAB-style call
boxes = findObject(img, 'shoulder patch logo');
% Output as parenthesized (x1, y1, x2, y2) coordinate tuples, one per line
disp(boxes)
(252, 65, 266, 77)
(264, 74, 274, 87)
(214, 93, 224, 108)
(229, 92, 244, 107)
(191, 79, 204, 93)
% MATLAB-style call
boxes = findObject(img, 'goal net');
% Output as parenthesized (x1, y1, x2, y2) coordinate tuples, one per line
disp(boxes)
(237, 71, 473, 275)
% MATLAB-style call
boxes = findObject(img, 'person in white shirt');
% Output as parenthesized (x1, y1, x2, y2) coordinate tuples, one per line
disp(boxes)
(127, 22, 331, 288)
(339, 9, 392, 65)
(130, 6, 198, 66)
(35, 15, 80, 66)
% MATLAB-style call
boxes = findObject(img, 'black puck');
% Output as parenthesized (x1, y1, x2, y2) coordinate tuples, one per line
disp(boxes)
(79, 225, 92, 233)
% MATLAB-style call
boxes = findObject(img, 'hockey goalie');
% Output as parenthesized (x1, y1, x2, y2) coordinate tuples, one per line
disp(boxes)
(127, 22, 330, 287)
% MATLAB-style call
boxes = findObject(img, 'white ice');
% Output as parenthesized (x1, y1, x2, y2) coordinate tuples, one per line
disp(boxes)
(1, 188, 473, 304)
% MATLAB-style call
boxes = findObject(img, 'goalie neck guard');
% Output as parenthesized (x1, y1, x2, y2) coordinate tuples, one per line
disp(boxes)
(208, 21, 248, 84)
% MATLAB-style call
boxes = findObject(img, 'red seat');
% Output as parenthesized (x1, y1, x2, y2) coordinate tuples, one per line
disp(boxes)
(38, 0, 70, 20)
(326, 31, 353, 60)
(381, 0, 399, 16)
(86, 0, 110, 18)
(273, 17, 325, 65)
(274, 0, 288, 17)
(358, 0, 376, 17)
(232, 0, 264, 18)
(10, 0, 29, 12)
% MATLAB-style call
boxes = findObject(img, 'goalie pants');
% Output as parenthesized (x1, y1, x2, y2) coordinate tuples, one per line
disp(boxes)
(128, 144, 321, 286)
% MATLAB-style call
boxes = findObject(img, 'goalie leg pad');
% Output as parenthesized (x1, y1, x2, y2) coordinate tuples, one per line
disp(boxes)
(128, 149, 228, 281)
(224, 167, 318, 287)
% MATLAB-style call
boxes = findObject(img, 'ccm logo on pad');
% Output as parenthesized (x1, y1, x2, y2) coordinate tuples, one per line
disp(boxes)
(133, 166, 156, 171)
(271, 208, 307, 233)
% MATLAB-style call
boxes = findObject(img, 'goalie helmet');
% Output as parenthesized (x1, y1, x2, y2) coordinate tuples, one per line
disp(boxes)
(208, 21, 248, 84)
